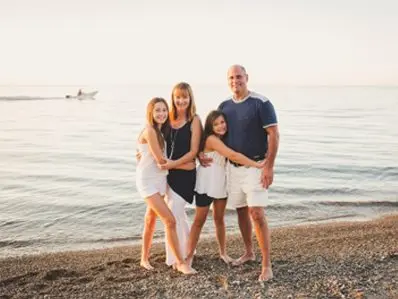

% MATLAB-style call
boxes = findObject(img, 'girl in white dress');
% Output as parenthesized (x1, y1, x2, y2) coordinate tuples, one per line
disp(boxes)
(136, 97, 194, 274)
(186, 110, 265, 266)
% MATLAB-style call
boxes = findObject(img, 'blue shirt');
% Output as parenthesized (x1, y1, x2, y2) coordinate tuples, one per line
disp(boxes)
(218, 92, 277, 160)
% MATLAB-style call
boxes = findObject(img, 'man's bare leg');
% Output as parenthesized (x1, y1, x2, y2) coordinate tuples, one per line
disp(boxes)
(232, 206, 255, 266)
(250, 207, 273, 281)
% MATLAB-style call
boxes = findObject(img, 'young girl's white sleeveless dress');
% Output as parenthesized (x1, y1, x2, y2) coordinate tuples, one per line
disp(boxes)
(135, 143, 168, 198)
(195, 151, 227, 199)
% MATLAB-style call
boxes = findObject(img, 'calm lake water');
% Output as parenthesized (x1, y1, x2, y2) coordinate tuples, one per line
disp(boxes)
(0, 85, 397, 257)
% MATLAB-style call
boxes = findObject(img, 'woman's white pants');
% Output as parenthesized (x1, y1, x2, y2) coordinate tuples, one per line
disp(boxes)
(164, 188, 190, 266)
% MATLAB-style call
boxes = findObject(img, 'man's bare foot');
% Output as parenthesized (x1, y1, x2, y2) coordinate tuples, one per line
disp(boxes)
(258, 267, 273, 281)
(232, 253, 256, 266)
(220, 254, 234, 264)
(140, 260, 154, 270)
(175, 262, 197, 275)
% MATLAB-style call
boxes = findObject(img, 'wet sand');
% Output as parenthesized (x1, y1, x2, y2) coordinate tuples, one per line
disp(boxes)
(0, 214, 397, 299)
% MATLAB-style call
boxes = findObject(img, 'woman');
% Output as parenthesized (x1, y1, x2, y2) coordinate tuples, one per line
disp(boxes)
(159, 82, 201, 270)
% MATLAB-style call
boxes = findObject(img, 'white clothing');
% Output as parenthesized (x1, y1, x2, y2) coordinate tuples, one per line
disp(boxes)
(164, 188, 190, 266)
(226, 161, 268, 208)
(135, 143, 168, 198)
(195, 151, 227, 199)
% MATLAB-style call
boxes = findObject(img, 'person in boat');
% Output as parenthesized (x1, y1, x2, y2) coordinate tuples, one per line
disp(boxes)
(77, 89, 83, 96)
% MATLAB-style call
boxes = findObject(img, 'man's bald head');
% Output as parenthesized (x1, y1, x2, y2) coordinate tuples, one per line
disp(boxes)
(227, 65, 249, 100)
(228, 64, 247, 75)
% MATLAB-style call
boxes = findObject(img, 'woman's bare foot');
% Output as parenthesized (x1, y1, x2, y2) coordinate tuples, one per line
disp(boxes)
(220, 254, 234, 264)
(175, 262, 197, 275)
(232, 253, 256, 266)
(185, 255, 194, 268)
(258, 267, 273, 281)
(140, 260, 154, 270)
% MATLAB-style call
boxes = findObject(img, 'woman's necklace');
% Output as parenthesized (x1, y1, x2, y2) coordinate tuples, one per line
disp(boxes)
(168, 128, 178, 159)
(168, 118, 186, 159)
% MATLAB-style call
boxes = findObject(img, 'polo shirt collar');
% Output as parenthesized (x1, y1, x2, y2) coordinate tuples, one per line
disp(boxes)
(232, 91, 251, 103)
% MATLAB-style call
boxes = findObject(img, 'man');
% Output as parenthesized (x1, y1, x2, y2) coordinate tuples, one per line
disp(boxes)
(210, 65, 279, 281)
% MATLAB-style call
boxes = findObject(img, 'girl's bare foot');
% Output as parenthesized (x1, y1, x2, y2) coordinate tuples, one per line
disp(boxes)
(258, 267, 273, 281)
(175, 262, 197, 274)
(232, 253, 256, 266)
(140, 260, 154, 270)
(220, 254, 234, 264)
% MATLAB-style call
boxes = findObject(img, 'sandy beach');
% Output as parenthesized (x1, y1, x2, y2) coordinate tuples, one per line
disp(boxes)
(0, 214, 397, 299)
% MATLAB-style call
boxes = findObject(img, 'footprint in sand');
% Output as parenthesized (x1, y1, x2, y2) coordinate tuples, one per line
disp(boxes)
(106, 261, 122, 267)
(122, 258, 133, 264)
(90, 265, 105, 272)
(0, 272, 38, 287)
(42, 269, 79, 281)
(77, 277, 93, 283)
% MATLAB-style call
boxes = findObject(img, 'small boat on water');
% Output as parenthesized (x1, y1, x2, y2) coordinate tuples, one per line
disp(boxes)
(65, 90, 98, 100)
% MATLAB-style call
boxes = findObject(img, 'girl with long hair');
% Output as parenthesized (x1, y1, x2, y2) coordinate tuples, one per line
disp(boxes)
(186, 110, 265, 267)
(136, 97, 194, 274)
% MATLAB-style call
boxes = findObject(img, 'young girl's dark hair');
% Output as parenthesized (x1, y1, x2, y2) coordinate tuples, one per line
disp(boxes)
(146, 97, 170, 150)
(200, 110, 228, 152)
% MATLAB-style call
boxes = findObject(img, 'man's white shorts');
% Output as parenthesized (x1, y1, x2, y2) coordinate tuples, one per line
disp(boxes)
(226, 162, 268, 209)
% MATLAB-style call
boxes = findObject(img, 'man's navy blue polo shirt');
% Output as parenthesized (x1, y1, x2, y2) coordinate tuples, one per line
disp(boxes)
(218, 92, 277, 160)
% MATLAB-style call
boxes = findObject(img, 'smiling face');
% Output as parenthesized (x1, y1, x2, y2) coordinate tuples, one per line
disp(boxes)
(212, 115, 227, 137)
(227, 65, 249, 99)
(172, 88, 191, 114)
(146, 97, 169, 129)
(152, 101, 168, 126)
(169, 82, 196, 122)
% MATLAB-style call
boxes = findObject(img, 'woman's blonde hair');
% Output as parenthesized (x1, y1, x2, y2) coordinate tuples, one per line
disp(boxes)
(169, 82, 197, 122)
(146, 97, 169, 150)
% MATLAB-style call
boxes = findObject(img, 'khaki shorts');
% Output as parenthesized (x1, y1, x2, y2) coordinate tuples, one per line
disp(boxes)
(226, 162, 268, 209)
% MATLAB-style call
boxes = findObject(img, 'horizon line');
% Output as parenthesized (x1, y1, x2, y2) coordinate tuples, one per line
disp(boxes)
(1, 83, 398, 88)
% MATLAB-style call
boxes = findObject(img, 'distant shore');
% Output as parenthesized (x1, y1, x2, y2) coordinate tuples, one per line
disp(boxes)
(1, 214, 397, 299)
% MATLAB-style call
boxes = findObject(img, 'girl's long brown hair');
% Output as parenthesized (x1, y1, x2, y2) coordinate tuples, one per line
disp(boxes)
(200, 110, 228, 152)
(169, 82, 197, 122)
(146, 97, 170, 150)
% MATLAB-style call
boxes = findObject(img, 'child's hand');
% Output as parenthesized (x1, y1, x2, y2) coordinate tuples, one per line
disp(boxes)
(198, 152, 213, 167)
(135, 149, 142, 162)
(158, 159, 175, 170)
(255, 159, 267, 169)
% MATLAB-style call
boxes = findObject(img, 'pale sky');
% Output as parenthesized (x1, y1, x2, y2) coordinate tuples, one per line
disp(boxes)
(1, 0, 397, 86)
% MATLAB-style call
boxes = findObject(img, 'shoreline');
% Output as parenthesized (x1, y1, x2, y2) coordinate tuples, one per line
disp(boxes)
(1, 214, 397, 298)
(1, 210, 394, 260)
